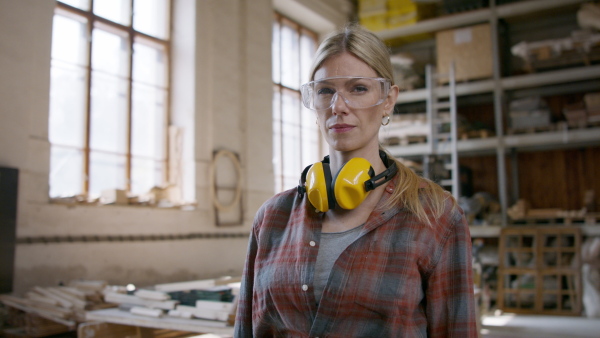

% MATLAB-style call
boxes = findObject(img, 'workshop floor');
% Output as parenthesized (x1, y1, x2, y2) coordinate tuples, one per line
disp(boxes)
(481, 313, 600, 338)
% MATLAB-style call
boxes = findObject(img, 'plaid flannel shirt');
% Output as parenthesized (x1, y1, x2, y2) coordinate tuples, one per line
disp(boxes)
(235, 177, 477, 337)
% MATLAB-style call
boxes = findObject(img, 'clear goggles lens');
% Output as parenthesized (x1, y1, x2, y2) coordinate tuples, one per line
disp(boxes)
(300, 76, 391, 110)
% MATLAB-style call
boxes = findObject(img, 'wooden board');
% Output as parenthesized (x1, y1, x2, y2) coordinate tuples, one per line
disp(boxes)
(85, 308, 234, 335)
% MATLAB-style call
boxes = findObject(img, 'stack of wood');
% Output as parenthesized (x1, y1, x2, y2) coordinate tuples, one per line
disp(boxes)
(0, 280, 115, 336)
(508, 199, 597, 225)
(102, 277, 241, 327)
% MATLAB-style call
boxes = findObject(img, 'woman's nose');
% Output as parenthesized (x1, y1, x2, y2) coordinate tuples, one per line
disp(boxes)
(331, 92, 349, 115)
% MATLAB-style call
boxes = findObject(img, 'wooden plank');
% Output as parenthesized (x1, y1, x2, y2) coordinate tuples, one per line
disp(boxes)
(0, 295, 76, 328)
(154, 279, 216, 292)
(134, 289, 171, 301)
(32, 286, 73, 309)
(130, 306, 164, 318)
(103, 292, 178, 310)
(85, 308, 233, 334)
(47, 287, 87, 309)
(175, 305, 229, 322)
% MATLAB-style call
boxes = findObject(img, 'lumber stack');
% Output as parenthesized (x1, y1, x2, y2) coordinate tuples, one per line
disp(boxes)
(102, 277, 241, 326)
(0, 280, 114, 336)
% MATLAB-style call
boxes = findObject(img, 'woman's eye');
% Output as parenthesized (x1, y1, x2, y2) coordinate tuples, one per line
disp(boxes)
(352, 85, 369, 93)
(317, 87, 335, 95)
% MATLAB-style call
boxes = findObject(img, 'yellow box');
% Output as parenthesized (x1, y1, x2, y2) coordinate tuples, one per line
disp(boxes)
(360, 13, 388, 32)
(387, 4, 436, 29)
(436, 23, 493, 82)
(359, 0, 387, 15)
(387, 9, 418, 29)
(387, 0, 418, 11)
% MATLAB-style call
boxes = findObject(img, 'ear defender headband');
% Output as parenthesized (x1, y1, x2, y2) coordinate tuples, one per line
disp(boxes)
(297, 150, 398, 212)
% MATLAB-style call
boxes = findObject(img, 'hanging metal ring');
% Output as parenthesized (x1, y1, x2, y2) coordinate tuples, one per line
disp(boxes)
(382, 114, 391, 126)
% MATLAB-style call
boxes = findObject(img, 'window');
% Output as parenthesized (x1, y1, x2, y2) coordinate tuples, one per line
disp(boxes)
(272, 14, 323, 193)
(49, 0, 171, 199)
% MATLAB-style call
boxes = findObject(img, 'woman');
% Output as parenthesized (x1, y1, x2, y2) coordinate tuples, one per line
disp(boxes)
(235, 23, 477, 337)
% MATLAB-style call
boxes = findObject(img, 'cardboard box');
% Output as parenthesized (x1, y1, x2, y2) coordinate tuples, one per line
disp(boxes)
(584, 92, 600, 109)
(436, 23, 493, 82)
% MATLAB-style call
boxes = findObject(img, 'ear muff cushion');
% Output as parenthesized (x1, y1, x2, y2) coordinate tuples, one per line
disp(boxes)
(305, 162, 333, 212)
(333, 158, 374, 210)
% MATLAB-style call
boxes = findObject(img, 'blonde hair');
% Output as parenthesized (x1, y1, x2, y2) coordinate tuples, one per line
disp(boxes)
(309, 23, 394, 83)
(311, 23, 454, 224)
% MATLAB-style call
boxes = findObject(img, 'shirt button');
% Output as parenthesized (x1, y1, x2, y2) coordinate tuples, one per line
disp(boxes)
(302, 284, 308, 291)
(309, 241, 316, 247)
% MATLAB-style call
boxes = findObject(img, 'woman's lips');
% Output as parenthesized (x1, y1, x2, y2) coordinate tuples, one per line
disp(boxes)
(330, 124, 355, 133)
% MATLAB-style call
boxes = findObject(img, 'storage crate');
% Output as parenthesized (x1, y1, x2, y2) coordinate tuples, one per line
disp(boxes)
(498, 227, 582, 316)
(436, 23, 493, 83)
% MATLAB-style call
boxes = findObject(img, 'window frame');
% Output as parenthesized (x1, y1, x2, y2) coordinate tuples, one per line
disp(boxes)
(50, 1, 173, 199)
(272, 13, 323, 193)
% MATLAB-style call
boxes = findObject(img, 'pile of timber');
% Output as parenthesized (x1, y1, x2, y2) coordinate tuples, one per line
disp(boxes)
(508, 199, 598, 225)
(102, 277, 241, 327)
(0, 280, 115, 337)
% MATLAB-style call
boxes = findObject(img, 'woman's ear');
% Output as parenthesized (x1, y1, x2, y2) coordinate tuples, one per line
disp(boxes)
(384, 84, 400, 113)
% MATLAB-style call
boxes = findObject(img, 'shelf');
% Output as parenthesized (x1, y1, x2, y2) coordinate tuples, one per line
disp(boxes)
(388, 126, 600, 158)
(470, 225, 600, 237)
(504, 127, 600, 151)
(396, 65, 600, 104)
(470, 226, 502, 238)
(376, 0, 586, 41)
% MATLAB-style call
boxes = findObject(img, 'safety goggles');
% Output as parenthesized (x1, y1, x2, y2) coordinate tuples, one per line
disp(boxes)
(300, 76, 391, 110)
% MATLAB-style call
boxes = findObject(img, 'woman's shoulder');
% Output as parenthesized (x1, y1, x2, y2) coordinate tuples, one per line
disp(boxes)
(417, 179, 465, 227)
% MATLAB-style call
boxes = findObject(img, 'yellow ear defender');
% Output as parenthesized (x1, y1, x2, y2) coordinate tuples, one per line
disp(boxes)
(298, 150, 398, 212)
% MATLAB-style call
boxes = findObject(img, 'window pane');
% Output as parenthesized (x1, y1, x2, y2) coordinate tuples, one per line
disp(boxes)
(272, 87, 282, 192)
(301, 106, 320, 166)
(131, 158, 164, 195)
(52, 14, 88, 66)
(92, 28, 129, 77)
(93, 0, 131, 26)
(133, 0, 170, 39)
(281, 90, 300, 186)
(90, 71, 128, 153)
(49, 146, 84, 198)
(131, 83, 166, 159)
(272, 21, 281, 84)
(58, 0, 90, 11)
(49, 61, 87, 147)
(281, 23, 299, 89)
(89, 151, 126, 198)
(300, 32, 316, 85)
(132, 41, 166, 86)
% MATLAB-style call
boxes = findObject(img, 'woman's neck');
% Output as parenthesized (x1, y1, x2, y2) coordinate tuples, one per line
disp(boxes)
(327, 148, 386, 176)
(322, 182, 387, 233)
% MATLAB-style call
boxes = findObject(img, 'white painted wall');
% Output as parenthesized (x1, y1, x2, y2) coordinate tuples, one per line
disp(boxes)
(0, 0, 275, 294)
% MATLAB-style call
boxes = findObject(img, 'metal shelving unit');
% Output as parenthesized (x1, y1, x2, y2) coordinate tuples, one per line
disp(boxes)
(376, 0, 600, 227)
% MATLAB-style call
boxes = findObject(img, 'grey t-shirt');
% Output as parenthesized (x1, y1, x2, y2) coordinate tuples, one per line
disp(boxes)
(313, 224, 364, 304)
